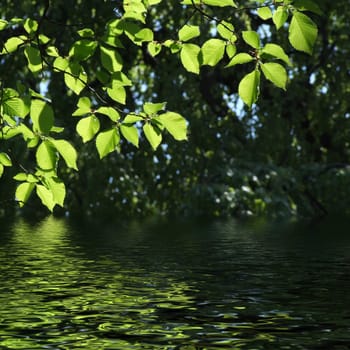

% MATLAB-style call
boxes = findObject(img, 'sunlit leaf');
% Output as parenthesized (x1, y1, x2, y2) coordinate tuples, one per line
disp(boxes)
(36, 184, 55, 211)
(180, 43, 201, 74)
(143, 122, 162, 150)
(96, 128, 120, 158)
(76, 115, 100, 142)
(238, 69, 260, 108)
(30, 99, 54, 134)
(120, 124, 139, 147)
(260, 62, 287, 89)
(156, 112, 187, 141)
(178, 25, 200, 42)
(289, 11, 318, 55)
(50, 139, 78, 170)
(201, 39, 225, 66)
(0, 152, 12, 166)
(16, 182, 35, 207)
(36, 140, 58, 170)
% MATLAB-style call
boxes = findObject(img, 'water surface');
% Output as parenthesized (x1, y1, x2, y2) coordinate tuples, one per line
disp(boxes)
(0, 217, 350, 349)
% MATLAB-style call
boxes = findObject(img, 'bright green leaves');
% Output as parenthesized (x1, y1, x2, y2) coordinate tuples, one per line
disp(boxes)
(64, 62, 87, 95)
(261, 43, 291, 66)
(50, 139, 78, 170)
(260, 62, 287, 90)
(69, 39, 97, 61)
(289, 11, 318, 55)
(120, 124, 139, 147)
(178, 25, 200, 42)
(238, 70, 260, 109)
(36, 141, 58, 170)
(143, 123, 162, 151)
(181, 0, 237, 6)
(156, 112, 187, 141)
(24, 46, 42, 73)
(15, 182, 35, 207)
(273, 6, 289, 30)
(201, 39, 226, 66)
(0, 153, 12, 178)
(72, 97, 92, 116)
(257, 7, 273, 20)
(226, 53, 254, 67)
(1, 88, 29, 118)
(100, 45, 123, 73)
(180, 43, 201, 74)
(30, 99, 54, 134)
(242, 31, 260, 49)
(0, 152, 12, 167)
(53, 56, 87, 94)
(96, 128, 120, 159)
(76, 115, 100, 142)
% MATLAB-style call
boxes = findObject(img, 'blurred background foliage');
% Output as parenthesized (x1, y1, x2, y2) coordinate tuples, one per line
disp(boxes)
(1, 0, 349, 220)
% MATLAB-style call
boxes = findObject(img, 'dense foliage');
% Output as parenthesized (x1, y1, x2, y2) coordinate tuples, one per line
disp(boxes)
(0, 0, 348, 219)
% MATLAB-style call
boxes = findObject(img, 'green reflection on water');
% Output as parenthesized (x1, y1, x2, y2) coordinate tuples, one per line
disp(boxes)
(1, 216, 350, 349)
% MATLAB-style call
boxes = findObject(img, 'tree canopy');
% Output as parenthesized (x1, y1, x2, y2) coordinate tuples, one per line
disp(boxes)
(0, 0, 348, 220)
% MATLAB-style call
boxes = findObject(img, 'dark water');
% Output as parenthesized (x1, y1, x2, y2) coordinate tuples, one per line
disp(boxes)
(0, 217, 350, 349)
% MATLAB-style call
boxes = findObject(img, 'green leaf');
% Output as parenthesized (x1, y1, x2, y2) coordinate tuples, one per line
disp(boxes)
(217, 21, 235, 40)
(30, 99, 54, 134)
(0, 19, 8, 31)
(2, 89, 29, 118)
(50, 139, 78, 170)
(69, 39, 97, 61)
(53, 56, 69, 71)
(226, 43, 237, 59)
(77, 28, 95, 38)
(23, 18, 38, 34)
(293, 0, 323, 15)
(100, 45, 123, 72)
(3, 36, 26, 53)
(95, 106, 120, 122)
(72, 97, 92, 116)
(148, 42, 162, 57)
(96, 128, 120, 158)
(0, 152, 12, 166)
(238, 69, 260, 108)
(64, 62, 87, 95)
(24, 46, 42, 73)
(47, 177, 66, 207)
(16, 182, 35, 207)
(260, 62, 287, 89)
(107, 86, 126, 104)
(261, 43, 291, 65)
(202, 0, 237, 7)
(143, 123, 162, 150)
(178, 25, 200, 42)
(201, 39, 226, 66)
(13, 172, 28, 181)
(289, 11, 318, 55)
(273, 6, 289, 30)
(134, 28, 154, 44)
(225, 52, 254, 67)
(76, 115, 100, 142)
(242, 31, 260, 49)
(120, 124, 139, 147)
(156, 112, 187, 141)
(180, 43, 201, 74)
(123, 114, 143, 123)
(257, 7, 273, 20)
(143, 102, 166, 115)
(0, 164, 3, 178)
(36, 184, 55, 212)
(36, 140, 58, 170)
